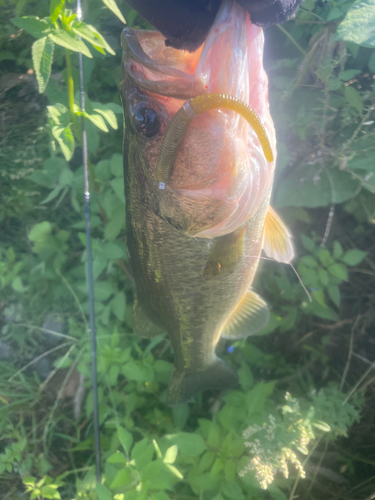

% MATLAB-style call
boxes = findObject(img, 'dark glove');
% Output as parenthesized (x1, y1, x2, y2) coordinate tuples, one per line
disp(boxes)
(124, 0, 304, 51)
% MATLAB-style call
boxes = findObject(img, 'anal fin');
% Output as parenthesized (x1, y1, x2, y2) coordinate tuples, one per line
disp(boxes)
(263, 207, 294, 263)
(133, 296, 165, 338)
(221, 290, 270, 339)
(204, 226, 246, 280)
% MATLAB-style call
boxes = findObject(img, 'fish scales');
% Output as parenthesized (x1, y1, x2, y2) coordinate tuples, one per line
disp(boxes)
(121, 0, 293, 405)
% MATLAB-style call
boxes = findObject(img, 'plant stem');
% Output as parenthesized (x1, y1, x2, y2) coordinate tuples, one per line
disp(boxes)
(64, 49, 131, 279)
(277, 24, 307, 56)
(343, 359, 375, 405)
(65, 50, 98, 189)
(289, 437, 322, 500)
(65, 49, 79, 131)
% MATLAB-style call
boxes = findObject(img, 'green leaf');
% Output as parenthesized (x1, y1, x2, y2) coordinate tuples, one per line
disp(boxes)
(300, 234, 315, 252)
(327, 284, 341, 306)
(110, 468, 131, 489)
(92, 104, 118, 129)
(312, 289, 327, 308)
(276, 166, 360, 208)
(151, 493, 170, 500)
(224, 460, 237, 482)
(107, 451, 127, 464)
(84, 112, 109, 132)
(32, 37, 54, 93)
(104, 206, 125, 241)
(110, 292, 126, 321)
(96, 483, 112, 500)
(101, 0, 126, 24)
(344, 86, 364, 115)
(318, 248, 334, 268)
(110, 153, 124, 177)
(71, 22, 115, 55)
(336, 0, 375, 48)
(131, 439, 154, 469)
(207, 423, 221, 448)
(312, 420, 331, 432)
(198, 451, 216, 473)
(59, 168, 74, 186)
(47, 103, 71, 126)
(338, 69, 361, 81)
(117, 426, 133, 455)
(50, 0, 65, 23)
(101, 242, 124, 260)
(48, 30, 92, 58)
(333, 241, 344, 259)
(122, 362, 149, 382)
(300, 256, 318, 268)
(28, 221, 52, 252)
(51, 125, 75, 161)
(165, 463, 183, 479)
(246, 381, 275, 415)
(0, 51, 16, 62)
(141, 461, 171, 490)
(221, 480, 245, 500)
(164, 445, 178, 464)
(328, 263, 348, 281)
(166, 433, 206, 457)
(23, 477, 36, 486)
(326, 6, 343, 21)
(6, 247, 16, 262)
(318, 267, 329, 286)
(341, 249, 367, 266)
(211, 457, 224, 477)
(110, 178, 125, 203)
(12, 276, 28, 293)
(153, 439, 163, 459)
(268, 485, 289, 500)
(172, 403, 189, 429)
(11, 16, 52, 38)
(238, 361, 253, 391)
(348, 153, 375, 173)
(40, 485, 61, 499)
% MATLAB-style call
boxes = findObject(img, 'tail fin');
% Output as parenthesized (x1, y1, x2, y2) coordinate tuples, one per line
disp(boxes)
(167, 358, 238, 406)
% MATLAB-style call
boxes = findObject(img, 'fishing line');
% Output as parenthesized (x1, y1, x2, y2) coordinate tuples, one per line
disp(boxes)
(251, 254, 312, 302)
(76, 0, 101, 482)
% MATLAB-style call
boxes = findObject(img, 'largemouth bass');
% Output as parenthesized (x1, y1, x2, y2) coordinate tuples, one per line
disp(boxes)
(120, 0, 293, 406)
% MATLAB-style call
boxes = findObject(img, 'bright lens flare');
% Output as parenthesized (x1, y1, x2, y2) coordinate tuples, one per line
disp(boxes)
(156, 93, 274, 185)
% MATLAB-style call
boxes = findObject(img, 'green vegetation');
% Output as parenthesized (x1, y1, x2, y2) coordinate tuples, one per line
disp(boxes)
(0, 0, 374, 498)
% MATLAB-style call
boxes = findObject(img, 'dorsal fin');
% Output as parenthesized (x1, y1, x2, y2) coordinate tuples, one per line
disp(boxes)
(221, 290, 270, 339)
(263, 207, 294, 263)
(204, 226, 246, 280)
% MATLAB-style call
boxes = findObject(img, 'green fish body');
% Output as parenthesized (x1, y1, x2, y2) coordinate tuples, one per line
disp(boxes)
(121, 1, 293, 405)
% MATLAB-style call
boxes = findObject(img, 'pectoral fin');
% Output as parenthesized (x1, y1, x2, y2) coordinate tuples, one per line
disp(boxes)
(204, 226, 246, 280)
(263, 207, 294, 263)
(221, 290, 270, 339)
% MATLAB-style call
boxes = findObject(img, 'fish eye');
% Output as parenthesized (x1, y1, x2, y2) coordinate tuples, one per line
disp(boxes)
(133, 107, 160, 138)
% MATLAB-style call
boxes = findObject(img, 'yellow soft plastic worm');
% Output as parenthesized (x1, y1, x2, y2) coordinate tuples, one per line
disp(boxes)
(156, 93, 274, 187)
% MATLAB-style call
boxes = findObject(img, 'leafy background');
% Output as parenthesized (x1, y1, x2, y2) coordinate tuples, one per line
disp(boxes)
(0, 0, 375, 499)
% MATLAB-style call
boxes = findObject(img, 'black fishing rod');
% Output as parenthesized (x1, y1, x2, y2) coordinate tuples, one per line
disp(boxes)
(76, 0, 101, 483)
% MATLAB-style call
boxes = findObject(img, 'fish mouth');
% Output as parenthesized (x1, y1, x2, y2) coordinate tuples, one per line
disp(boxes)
(122, 1, 276, 239)
(121, 28, 206, 100)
